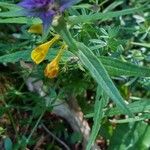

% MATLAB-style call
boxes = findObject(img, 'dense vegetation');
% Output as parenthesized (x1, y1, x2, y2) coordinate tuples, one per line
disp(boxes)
(0, 0, 150, 149)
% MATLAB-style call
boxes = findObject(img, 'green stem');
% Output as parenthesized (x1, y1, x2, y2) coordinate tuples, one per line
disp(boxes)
(54, 17, 132, 117)
(1, 97, 19, 138)
(54, 17, 77, 52)
(26, 110, 45, 144)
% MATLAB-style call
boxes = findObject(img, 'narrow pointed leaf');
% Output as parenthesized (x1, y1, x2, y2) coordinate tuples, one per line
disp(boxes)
(86, 86, 108, 150)
(99, 56, 150, 77)
(68, 7, 146, 24)
(77, 43, 133, 116)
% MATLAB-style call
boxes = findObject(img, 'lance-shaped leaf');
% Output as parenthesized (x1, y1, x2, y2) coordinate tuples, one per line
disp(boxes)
(77, 43, 133, 116)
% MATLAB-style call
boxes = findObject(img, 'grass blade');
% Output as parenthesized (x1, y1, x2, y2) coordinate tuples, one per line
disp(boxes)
(69, 7, 146, 24)
(86, 86, 108, 150)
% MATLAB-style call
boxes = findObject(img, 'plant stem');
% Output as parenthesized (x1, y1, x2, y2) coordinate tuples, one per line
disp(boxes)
(1, 97, 19, 138)
(54, 17, 77, 52)
(26, 110, 45, 144)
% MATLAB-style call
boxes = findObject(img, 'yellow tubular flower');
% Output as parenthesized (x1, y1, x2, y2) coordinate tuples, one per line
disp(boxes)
(28, 24, 43, 34)
(31, 35, 60, 64)
(44, 58, 59, 78)
(44, 44, 68, 78)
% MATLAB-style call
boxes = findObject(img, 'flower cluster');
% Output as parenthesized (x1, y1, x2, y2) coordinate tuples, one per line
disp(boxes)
(18, 0, 77, 33)
(31, 35, 68, 78)
(18, 0, 78, 78)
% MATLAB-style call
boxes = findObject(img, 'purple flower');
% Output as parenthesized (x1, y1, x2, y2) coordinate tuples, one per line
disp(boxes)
(18, 0, 77, 33)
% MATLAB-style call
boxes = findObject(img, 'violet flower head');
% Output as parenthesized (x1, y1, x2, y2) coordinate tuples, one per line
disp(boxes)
(18, 0, 77, 33)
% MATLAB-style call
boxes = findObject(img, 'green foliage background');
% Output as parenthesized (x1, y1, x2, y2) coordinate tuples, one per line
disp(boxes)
(0, 0, 150, 150)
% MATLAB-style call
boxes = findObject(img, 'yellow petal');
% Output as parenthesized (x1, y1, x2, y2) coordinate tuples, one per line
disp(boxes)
(44, 44, 68, 78)
(44, 59, 59, 78)
(28, 24, 43, 34)
(31, 35, 60, 64)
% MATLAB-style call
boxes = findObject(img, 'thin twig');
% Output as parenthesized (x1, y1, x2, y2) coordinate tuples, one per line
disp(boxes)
(41, 123, 71, 150)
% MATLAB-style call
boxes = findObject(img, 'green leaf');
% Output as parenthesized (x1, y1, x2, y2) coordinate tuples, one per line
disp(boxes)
(68, 7, 146, 24)
(0, 2, 20, 11)
(0, 3, 41, 24)
(4, 137, 13, 150)
(109, 113, 150, 123)
(99, 56, 150, 77)
(0, 17, 41, 24)
(108, 122, 150, 150)
(86, 86, 108, 150)
(54, 17, 77, 51)
(131, 42, 150, 48)
(86, 98, 150, 118)
(0, 50, 31, 63)
(77, 43, 133, 116)
(106, 98, 150, 116)
(70, 132, 82, 144)
(103, 1, 124, 13)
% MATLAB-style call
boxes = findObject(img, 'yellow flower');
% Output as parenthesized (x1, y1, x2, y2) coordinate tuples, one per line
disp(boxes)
(44, 58, 59, 78)
(44, 44, 68, 78)
(31, 35, 60, 64)
(28, 24, 43, 34)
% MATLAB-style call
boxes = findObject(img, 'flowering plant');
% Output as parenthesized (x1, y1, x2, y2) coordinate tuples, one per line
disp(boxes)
(0, 0, 150, 149)
(17, 0, 78, 78)
(18, 0, 77, 33)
